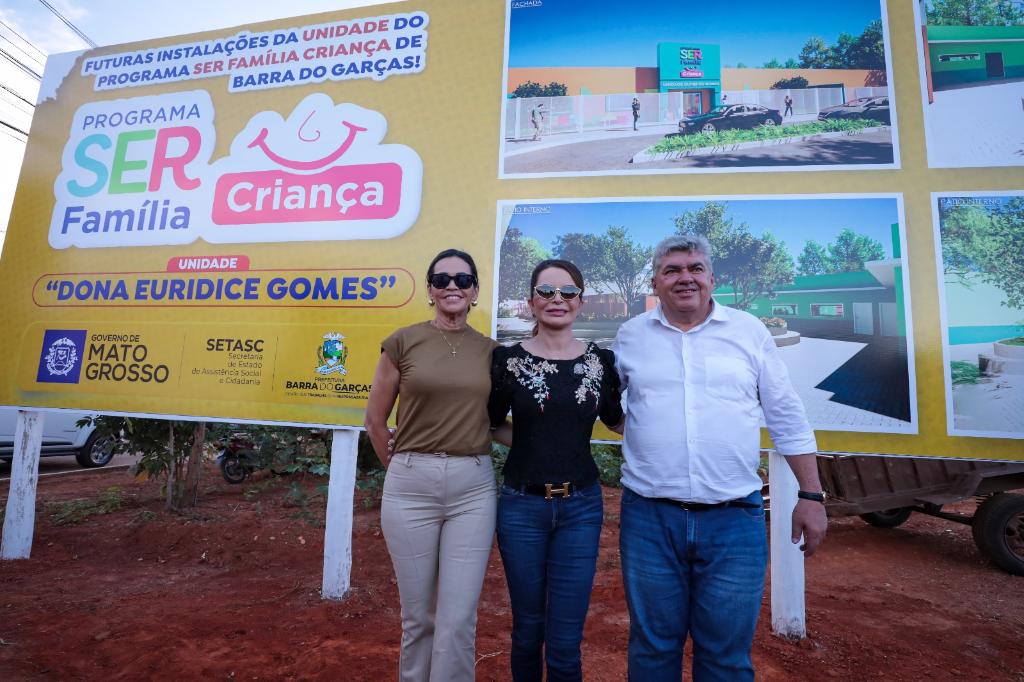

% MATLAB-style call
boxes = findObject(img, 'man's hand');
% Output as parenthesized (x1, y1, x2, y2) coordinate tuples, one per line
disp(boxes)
(792, 499, 827, 557)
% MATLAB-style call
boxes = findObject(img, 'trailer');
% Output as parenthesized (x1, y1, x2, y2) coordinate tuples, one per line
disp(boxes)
(816, 454, 1024, 575)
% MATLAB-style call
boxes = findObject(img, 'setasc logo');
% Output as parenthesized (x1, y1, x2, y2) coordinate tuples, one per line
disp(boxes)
(49, 92, 422, 249)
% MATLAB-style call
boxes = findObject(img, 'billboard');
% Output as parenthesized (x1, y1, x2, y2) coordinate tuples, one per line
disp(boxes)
(0, 0, 1021, 460)
(0, 3, 490, 428)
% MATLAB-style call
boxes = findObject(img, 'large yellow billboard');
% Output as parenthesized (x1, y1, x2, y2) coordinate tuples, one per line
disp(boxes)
(0, 2, 495, 428)
(0, 1, 1021, 461)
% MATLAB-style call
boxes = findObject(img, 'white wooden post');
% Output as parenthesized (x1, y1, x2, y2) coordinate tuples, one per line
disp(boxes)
(2, 410, 45, 560)
(769, 449, 806, 639)
(322, 427, 360, 600)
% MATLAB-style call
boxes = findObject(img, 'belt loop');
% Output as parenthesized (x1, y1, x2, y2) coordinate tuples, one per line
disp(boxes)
(404, 453, 412, 467)
(472, 455, 481, 465)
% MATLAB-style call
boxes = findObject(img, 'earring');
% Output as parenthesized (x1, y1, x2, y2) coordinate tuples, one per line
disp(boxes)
(427, 297, 435, 307)
(471, 300, 478, 307)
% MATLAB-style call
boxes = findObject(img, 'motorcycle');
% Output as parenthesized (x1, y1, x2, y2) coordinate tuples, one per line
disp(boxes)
(216, 432, 261, 484)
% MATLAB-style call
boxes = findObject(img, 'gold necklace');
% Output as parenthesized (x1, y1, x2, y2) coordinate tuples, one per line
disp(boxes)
(434, 323, 464, 358)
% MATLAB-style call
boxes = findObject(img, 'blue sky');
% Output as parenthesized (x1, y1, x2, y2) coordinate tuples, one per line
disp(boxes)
(507, 197, 901, 260)
(509, 0, 885, 68)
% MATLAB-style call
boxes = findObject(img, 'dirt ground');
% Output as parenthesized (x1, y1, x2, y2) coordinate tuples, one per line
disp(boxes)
(1, 465, 1022, 681)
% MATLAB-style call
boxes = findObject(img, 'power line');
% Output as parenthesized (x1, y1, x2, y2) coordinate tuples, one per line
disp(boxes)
(35, 0, 97, 48)
(0, 117, 30, 138)
(0, 46, 42, 80)
(0, 19, 47, 63)
(0, 125, 28, 142)
(0, 30, 46, 69)
(0, 95, 34, 118)
(0, 83, 35, 109)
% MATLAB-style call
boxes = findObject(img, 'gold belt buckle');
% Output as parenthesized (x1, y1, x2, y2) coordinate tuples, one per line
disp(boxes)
(544, 482, 571, 500)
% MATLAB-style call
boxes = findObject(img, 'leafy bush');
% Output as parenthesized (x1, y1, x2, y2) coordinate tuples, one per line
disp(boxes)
(771, 76, 809, 89)
(760, 317, 788, 328)
(592, 444, 624, 487)
(648, 119, 877, 155)
(950, 361, 981, 385)
(1002, 337, 1024, 346)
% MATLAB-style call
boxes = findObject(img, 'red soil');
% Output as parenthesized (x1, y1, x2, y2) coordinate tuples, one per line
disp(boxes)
(1, 467, 1022, 681)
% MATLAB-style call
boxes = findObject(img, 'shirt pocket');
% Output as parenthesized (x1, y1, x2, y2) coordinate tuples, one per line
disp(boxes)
(704, 355, 754, 402)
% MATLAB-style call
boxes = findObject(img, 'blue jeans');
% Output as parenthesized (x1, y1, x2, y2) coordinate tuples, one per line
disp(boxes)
(497, 483, 604, 682)
(619, 487, 767, 682)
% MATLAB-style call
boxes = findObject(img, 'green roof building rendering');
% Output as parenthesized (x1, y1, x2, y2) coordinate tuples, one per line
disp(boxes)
(926, 25, 1024, 90)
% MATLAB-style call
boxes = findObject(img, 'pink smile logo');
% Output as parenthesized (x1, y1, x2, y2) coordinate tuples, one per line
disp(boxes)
(210, 94, 422, 243)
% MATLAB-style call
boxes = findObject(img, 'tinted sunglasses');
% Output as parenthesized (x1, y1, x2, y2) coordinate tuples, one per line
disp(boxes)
(428, 272, 477, 289)
(534, 284, 583, 300)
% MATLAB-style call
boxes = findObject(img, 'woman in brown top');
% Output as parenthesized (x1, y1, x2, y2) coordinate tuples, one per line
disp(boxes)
(365, 248, 499, 682)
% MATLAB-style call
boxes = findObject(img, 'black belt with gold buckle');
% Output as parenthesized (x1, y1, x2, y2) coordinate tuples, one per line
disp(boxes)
(517, 481, 593, 500)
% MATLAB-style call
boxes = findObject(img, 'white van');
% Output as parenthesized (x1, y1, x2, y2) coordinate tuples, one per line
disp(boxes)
(0, 408, 113, 468)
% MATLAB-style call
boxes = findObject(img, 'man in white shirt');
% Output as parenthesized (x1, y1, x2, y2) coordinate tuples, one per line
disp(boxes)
(611, 234, 827, 681)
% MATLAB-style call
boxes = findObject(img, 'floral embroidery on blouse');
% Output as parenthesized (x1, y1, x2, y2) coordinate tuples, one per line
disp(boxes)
(506, 355, 558, 410)
(506, 345, 604, 411)
(573, 348, 604, 406)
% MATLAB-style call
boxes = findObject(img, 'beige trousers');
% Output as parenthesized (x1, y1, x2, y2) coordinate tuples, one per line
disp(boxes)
(381, 453, 497, 682)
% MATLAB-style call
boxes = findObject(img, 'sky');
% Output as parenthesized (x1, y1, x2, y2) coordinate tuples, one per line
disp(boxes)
(508, 0, 885, 68)
(0, 0, 395, 251)
(506, 197, 902, 260)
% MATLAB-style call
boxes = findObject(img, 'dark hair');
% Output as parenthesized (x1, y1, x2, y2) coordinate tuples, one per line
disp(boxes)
(529, 259, 585, 294)
(427, 249, 478, 284)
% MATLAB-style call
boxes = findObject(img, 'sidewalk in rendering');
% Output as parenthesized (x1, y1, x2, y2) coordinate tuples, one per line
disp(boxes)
(503, 113, 820, 157)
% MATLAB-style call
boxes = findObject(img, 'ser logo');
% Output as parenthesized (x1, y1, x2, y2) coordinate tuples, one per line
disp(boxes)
(36, 329, 87, 384)
(316, 332, 349, 376)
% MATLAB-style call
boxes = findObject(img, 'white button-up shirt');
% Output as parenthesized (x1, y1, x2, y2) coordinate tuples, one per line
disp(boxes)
(611, 302, 817, 503)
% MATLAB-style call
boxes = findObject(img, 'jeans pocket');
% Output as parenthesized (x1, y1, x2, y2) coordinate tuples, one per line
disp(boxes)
(740, 504, 766, 519)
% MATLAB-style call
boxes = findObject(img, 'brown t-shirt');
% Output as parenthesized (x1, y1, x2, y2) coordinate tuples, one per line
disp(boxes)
(381, 321, 498, 456)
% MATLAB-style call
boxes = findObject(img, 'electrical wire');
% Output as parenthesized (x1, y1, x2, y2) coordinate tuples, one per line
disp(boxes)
(0, 46, 42, 80)
(0, 125, 28, 142)
(0, 19, 47, 63)
(0, 83, 35, 110)
(0, 31, 46, 70)
(35, 0, 97, 48)
(0, 117, 30, 138)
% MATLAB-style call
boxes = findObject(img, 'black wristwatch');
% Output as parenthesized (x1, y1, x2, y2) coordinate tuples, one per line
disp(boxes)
(797, 490, 827, 503)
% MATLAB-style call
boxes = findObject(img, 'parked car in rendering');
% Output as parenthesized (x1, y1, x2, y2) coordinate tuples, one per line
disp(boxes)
(677, 103, 783, 135)
(817, 96, 891, 124)
(0, 408, 113, 468)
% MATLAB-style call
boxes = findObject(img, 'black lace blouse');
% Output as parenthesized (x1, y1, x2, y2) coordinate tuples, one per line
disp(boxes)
(488, 342, 623, 488)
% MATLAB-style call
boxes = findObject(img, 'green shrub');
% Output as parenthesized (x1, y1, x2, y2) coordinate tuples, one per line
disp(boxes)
(950, 361, 981, 385)
(592, 444, 624, 487)
(647, 118, 877, 155)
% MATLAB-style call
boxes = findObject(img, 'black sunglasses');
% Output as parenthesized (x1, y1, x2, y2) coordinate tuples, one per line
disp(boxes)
(534, 284, 583, 300)
(429, 272, 478, 289)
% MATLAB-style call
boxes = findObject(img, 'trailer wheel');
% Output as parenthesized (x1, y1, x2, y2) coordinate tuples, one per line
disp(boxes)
(859, 507, 913, 528)
(972, 493, 1024, 576)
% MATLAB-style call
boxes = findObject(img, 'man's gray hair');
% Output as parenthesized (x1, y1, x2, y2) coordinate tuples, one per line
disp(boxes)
(652, 234, 714, 273)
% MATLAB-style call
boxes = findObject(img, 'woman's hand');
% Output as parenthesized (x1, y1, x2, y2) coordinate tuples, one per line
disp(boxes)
(491, 420, 513, 447)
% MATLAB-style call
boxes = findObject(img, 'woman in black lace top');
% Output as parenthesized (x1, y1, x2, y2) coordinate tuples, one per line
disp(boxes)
(488, 259, 623, 682)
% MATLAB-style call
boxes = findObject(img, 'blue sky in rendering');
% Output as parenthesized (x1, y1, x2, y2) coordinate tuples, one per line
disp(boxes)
(507, 197, 901, 259)
(509, 0, 885, 68)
